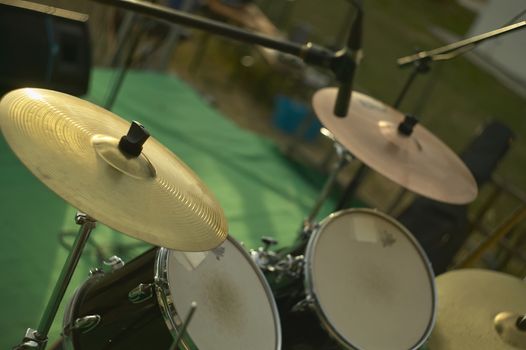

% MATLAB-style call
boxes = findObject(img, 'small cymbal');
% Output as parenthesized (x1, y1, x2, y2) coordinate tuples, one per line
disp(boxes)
(312, 88, 477, 204)
(0, 88, 228, 251)
(429, 269, 526, 349)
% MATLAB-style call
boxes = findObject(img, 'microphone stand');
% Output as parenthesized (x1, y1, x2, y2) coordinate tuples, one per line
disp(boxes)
(336, 19, 526, 212)
(94, 0, 360, 230)
(93, 0, 356, 101)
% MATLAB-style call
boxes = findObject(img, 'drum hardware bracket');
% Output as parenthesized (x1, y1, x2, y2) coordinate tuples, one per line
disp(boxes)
(250, 248, 279, 272)
(274, 254, 305, 281)
(250, 236, 280, 272)
(128, 283, 154, 303)
(63, 315, 101, 335)
(12, 328, 44, 350)
(88, 267, 104, 277)
(103, 255, 125, 271)
(291, 296, 314, 313)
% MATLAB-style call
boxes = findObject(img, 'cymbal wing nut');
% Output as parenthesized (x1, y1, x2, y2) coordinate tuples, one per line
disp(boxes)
(398, 114, 419, 136)
(118, 121, 150, 157)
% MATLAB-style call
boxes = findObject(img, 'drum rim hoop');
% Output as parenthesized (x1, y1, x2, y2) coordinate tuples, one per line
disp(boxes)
(154, 235, 283, 349)
(303, 207, 437, 350)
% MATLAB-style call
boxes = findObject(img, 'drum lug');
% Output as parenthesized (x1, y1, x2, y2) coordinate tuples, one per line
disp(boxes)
(128, 283, 154, 303)
(63, 315, 101, 335)
(103, 255, 125, 271)
(88, 267, 104, 277)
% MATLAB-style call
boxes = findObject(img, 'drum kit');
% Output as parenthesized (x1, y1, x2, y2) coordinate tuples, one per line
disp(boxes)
(1, 86, 525, 350)
(1, 0, 525, 347)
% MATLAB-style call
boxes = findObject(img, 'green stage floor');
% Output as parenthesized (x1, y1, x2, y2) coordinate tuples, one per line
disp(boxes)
(0, 69, 338, 347)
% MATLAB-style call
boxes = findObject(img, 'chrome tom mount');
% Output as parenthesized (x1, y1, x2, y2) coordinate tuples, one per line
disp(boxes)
(250, 237, 305, 282)
(251, 130, 352, 282)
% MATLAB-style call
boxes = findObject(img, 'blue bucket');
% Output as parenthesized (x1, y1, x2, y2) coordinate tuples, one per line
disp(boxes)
(272, 95, 321, 141)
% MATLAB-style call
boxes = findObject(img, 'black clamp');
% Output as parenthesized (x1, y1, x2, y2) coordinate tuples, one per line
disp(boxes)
(398, 114, 419, 136)
(261, 236, 278, 251)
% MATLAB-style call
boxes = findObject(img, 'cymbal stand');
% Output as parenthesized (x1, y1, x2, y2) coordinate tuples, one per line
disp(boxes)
(337, 19, 526, 212)
(384, 57, 432, 213)
(302, 141, 352, 237)
(169, 301, 197, 350)
(257, 141, 352, 264)
(104, 1, 161, 110)
(14, 213, 96, 350)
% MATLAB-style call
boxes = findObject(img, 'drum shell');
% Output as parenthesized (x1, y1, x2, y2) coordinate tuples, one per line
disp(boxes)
(270, 208, 436, 350)
(63, 248, 173, 349)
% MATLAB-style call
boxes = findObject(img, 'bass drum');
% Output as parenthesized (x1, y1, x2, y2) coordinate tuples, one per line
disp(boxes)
(275, 208, 436, 350)
(62, 236, 281, 349)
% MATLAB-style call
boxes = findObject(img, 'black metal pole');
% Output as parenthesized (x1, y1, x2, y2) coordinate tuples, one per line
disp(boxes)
(335, 164, 367, 210)
(397, 20, 526, 67)
(93, 0, 336, 68)
(393, 57, 430, 109)
(104, 19, 145, 110)
(14, 213, 96, 350)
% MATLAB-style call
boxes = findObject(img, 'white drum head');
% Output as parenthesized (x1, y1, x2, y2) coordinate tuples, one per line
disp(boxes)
(305, 209, 435, 350)
(163, 236, 281, 349)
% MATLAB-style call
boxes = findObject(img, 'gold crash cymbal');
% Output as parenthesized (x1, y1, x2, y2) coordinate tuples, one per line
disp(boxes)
(429, 269, 526, 349)
(0, 88, 228, 251)
(313, 88, 477, 204)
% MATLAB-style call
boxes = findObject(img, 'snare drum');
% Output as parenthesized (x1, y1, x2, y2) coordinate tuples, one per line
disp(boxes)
(277, 208, 436, 350)
(63, 236, 281, 349)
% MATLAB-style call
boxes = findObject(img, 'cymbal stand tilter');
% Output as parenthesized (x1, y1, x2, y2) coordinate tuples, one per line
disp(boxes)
(14, 213, 96, 350)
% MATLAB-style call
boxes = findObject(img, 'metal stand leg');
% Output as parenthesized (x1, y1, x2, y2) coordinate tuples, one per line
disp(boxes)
(158, 0, 194, 71)
(104, 20, 145, 110)
(302, 142, 352, 233)
(455, 205, 526, 268)
(14, 213, 96, 350)
(335, 163, 368, 210)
